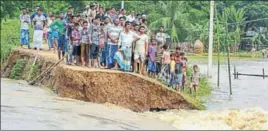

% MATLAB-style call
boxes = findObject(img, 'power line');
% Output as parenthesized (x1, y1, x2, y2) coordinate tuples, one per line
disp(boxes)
(218, 18, 268, 25)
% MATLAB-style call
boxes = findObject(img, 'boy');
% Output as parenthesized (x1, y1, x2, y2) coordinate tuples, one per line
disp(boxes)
(180, 52, 188, 91)
(99, 23, 106, 67)
(147, 39, 157, 78)
(173, 47, 181, 56)
(174, 55, 184, 91)
(50, 13, 66, 60)
(20, 8, 31, 49)
(89, 16, 101, 68)
(134, 26, 148, 74)
(47, 14, 55, 50)
(80, 21, 91, 66)
(190, 65, 201, 94)
(158, 44, 170, 84)
(168, 54, 176, 88)
(71, 23, 81, 65)
(51, 23, 59, 54)
(66, 15, 78, 64)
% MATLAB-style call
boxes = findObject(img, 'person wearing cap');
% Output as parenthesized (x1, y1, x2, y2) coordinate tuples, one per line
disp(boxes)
(32, 8, 46, 51)
(20, 8, 31, 49)
(49, 13, 67, 60)
(113, 21, 140, 71)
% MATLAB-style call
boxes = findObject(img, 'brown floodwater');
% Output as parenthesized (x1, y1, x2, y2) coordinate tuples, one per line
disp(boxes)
(1, 59, 268, 130)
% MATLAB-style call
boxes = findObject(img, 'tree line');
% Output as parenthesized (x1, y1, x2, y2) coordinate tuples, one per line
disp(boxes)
(1, 0, 268, 51)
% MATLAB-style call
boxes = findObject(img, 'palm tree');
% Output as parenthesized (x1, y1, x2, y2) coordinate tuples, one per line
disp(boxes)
(149, 1, 189, 44)
(225, 5, 246, 52)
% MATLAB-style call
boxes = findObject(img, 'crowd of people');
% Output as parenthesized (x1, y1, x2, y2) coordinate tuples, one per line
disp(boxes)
(19, 3, 201, 93)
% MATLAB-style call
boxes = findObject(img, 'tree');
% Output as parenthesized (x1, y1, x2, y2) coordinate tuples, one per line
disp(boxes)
(149, 1, 189, 43)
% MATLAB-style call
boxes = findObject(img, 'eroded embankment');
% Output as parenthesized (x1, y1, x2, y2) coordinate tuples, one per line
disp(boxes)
(1, 48, 200, 112)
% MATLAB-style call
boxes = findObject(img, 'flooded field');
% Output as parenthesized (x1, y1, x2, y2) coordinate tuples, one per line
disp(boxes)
(1, 59, 268, 130)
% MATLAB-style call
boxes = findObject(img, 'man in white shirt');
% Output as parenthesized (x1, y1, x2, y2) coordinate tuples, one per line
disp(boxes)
(133, 26, 148, 74)
(155, 26, 166, 47)
(32, 8, 46, 50)
(126, 10, 135, 23)
(20, 8, 31, 49)
(114, 21, 140, 71)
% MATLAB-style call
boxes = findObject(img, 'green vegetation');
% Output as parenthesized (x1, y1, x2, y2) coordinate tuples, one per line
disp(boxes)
(1, 1, 267, 50)
(183, 67, 212, 109)
(1, 19, 20, 63)
(27, 63, 39, 80)
(157, 66, 212, 110)
(10, 59, 25, 79)
(183, 67, 212, 103)
(48, 85, 57, 94)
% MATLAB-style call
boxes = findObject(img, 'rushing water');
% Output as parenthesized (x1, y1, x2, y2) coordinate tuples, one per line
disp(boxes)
(197, 59, 268, 110)
(1, 59, 268, 130)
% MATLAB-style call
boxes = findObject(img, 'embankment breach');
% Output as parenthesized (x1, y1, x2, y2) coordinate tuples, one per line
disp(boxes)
(1, 49, 199, 112)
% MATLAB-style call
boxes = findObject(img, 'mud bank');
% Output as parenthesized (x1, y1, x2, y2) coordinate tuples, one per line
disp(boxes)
(1, 48, 200, 112)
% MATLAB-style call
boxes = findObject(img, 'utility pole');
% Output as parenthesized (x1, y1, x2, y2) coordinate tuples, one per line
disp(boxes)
(121, 1, 124, 9)
(207, 0, 214, 78)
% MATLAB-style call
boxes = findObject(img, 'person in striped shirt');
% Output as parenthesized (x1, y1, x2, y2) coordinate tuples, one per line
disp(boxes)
(71, 23, 81, 65)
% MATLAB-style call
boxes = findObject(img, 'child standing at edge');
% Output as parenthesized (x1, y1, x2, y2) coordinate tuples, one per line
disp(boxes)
(180, 52, 188, 91)
(79, 21, 91, 67)
(99, 22, 106, 68)
(159, 44, 170, 84)
(168, 54, 176, 88)
(89, 16, 101, 68)
(174, 55, 184, 91)
(43, 24, 48, 46)
(47, 15, 55, 51)
(71, 23, 81, 65)
(190, 65, 201, 94)
(147, 39, 157, 78)
(51, 25, 59, 54)
(49, 13, 66, 60)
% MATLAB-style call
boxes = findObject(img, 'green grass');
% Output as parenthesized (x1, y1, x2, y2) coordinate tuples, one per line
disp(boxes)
(1, 19, 34, 68)
(27, 63, 39, 80)
(10, 59, 25, 79)
(183, 67, 212, 109)
(157, 66, 212, 110)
